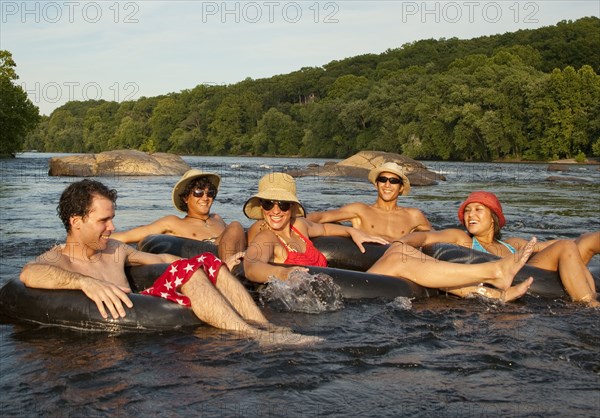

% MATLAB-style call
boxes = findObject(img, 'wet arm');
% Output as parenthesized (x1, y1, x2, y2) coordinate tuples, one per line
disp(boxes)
(20, 261, 133, 320)
(306, 219, 388, 252)
(399, 229, 465, 248)
(20, 261, 93, 290)
(306, 204, 361, 224)
(409, 209, 433, 233)
(121, 243, 180, 265)
(111, 217, 175, 244)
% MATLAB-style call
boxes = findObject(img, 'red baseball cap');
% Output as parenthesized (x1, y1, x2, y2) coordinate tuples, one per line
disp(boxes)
(458, 191, 506, 228)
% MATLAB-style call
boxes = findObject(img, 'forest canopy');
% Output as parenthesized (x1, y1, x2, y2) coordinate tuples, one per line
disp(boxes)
(0, 50, 40, 157)
(22, 17, 600, 161)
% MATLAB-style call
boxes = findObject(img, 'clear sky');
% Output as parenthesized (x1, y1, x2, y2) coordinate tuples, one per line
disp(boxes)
(2, 0, 598, 115)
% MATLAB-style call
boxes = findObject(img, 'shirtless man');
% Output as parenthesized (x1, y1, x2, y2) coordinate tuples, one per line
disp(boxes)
(307, 162, 431, 241)
(20, 179, 315, 346)
(111, 169, 246, 266)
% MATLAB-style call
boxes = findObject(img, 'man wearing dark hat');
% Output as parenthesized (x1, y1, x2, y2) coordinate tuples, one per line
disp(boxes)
(112, 169, 246, 267)
(307, 162, 432, 241)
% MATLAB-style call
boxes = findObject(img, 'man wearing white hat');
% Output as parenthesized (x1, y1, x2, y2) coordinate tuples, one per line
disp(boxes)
(307, 162, 432, 241)
(112, 169, 246, 267)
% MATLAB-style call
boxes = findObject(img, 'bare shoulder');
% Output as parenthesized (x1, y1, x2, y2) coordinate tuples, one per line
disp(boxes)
(29, 244, 67, 267)
(160, 214, 187, 225)
(105, 239, 137, 264)
(252, 227, 278, 246)
(293, 217, 311, 234)
(405, 206, 427, 216)
(210, 213, 227, 226)
(350, 202, 380, 217)
(348, 202, 372, 212)
(247, 221, 266, 242)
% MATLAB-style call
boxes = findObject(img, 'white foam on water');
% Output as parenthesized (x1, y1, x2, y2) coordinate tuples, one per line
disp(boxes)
(259, 270, 344, 313)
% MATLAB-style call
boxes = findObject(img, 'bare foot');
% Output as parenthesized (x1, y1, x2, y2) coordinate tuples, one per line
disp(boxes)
(247, 320, 293, 334)
(490, 237, 537, 290)
(254, 329, 324, 347)
(575, 294, 600, 308)
(459, 278, 533, 302)
(502, 277, 534, 302)
(586, 300, 600, 308)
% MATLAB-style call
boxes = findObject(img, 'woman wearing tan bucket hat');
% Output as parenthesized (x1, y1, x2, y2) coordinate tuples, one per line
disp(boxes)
(112, 169, 246, 268)
(242, 173, 389, 283)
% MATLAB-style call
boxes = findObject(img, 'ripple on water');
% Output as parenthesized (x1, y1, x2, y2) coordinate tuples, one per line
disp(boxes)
(1, 155, 599, 416)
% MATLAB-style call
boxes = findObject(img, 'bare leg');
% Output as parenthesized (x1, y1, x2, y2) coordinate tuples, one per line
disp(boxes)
(368, 238, 537, 290)
(574, 231, 600, 265)
(181, 271, 320, 345)
(181, 270, 261, 332)
(447, 278, 534, 302)
(217, 221, 247, 268)
(214, 267, 269, 325)
(527, 240, 598, 305)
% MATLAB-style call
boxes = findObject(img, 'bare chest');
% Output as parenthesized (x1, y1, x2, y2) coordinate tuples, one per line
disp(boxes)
(62, 253, 130, 288)
(177, 217, 225, 240)
(363, 210, 416, 240)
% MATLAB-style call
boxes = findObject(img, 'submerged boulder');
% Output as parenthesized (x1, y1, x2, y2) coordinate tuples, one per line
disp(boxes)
(48, 150, 190, 177)
(288, 151, 445, 186)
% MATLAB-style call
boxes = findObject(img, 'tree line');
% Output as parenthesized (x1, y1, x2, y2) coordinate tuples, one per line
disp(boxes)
(21, 17, 600, 161)
(0, 51, 40, 157)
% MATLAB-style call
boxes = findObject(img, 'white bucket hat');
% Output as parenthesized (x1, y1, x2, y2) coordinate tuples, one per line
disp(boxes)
(368, 162, 411, 196)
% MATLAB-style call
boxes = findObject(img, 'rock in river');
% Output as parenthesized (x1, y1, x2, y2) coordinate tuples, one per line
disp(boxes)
(288, 151, 445, 186)
(48, 150, 191, 177)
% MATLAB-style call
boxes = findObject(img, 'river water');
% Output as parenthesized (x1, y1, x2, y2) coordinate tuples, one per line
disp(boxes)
(1, 153, 599, 417)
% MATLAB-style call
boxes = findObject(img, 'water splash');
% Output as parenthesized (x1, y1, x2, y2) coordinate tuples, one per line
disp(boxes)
(259, 271, 344, 313)
(387, 297, 413, 311)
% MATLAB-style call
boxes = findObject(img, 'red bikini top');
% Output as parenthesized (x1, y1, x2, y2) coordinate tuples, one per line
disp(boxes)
(275, 225, 328, 267)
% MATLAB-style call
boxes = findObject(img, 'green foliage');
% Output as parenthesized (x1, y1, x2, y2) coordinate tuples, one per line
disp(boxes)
(592, 139, 600, 157)
(25, 17, 600, 161)
(0, 50, 40, 156)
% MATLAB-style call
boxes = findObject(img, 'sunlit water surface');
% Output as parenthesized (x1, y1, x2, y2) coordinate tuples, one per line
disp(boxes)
(1, 153, 599, 417)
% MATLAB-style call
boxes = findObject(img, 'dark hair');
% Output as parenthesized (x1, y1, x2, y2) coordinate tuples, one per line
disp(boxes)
(490, 212, 503, 241)
(57, 179, 117, 232)
(178, 178, 217, 212)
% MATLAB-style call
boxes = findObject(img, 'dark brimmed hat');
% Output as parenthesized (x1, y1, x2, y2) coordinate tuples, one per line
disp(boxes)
(243, 172, 305, 219)
(172, 169, 221, 212)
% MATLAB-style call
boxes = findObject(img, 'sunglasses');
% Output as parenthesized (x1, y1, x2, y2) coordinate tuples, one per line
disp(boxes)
(192, 189, 217, 198)
(259, 199, 292, 212)
(376, 176, 402, 185)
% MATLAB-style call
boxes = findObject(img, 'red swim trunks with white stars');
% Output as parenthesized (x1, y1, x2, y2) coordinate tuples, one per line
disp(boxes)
(140, 253, 223, 307)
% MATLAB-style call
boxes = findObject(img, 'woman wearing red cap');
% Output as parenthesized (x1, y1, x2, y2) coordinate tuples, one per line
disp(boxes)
(397, 191, 599, 306)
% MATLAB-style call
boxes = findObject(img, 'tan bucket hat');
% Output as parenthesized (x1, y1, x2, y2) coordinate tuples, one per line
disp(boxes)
(243, 172, 306, 219)
(172, 169, 221, 212)
(368, 162, 411, 196)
